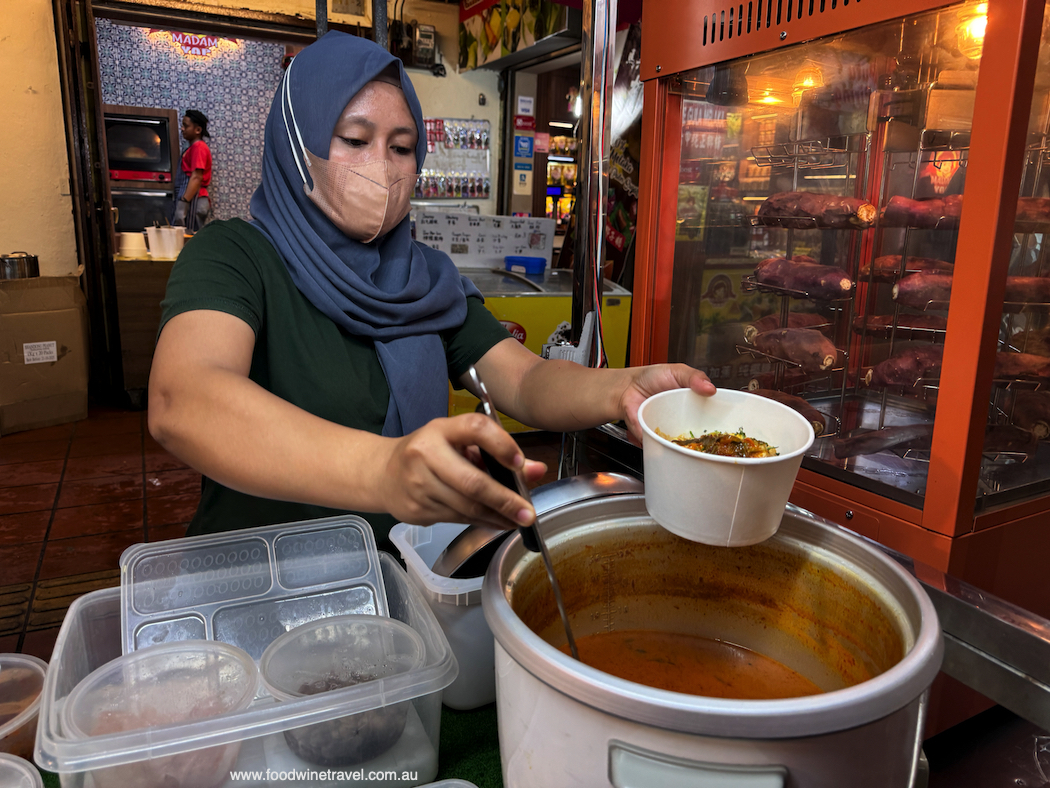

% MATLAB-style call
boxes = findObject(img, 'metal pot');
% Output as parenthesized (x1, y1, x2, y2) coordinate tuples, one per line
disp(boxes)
(483, 493, 943, 787)
(0, 252, 40, 279)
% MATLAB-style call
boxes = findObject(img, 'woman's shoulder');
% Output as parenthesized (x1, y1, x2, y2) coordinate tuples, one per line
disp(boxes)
(178, 218, 288, 280)
(185, 218, 276, 256)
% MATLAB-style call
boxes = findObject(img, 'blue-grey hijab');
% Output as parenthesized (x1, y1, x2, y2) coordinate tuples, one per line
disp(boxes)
(250, 31, 481, 437)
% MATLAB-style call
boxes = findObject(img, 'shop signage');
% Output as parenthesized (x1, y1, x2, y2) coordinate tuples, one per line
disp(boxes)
(513, 162, 533, 195)
(500, 321, 527, 343)
(514, 135, 534, 158)
(149, 30, 236, 57)
(534, 132, 550, 153)
(514, 115, 537, 131)
(517, 95, 535, 115)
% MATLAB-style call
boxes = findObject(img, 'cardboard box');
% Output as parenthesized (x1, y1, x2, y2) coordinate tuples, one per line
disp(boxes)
(0, 276, 89, 435)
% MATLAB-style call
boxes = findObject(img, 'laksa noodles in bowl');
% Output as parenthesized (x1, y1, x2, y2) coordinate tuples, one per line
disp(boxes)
(638, 388, 815, 546)
(655, 428, 779, 458)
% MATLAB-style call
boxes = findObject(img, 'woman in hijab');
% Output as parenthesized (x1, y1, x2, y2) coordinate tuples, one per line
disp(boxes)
(148, 32, 712, 551)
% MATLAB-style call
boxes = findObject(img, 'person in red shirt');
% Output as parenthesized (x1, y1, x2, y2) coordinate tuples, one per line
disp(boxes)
(173, 109, 213, 231)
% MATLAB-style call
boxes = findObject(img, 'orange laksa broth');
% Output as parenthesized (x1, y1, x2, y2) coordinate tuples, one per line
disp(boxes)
(560, 629, 822, 700)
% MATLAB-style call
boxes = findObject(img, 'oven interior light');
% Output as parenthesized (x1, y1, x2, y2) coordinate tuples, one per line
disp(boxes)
(957, 3, 988, 60)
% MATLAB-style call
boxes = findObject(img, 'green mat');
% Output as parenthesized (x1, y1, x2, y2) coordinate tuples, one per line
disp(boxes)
(435, 704, 503, 787)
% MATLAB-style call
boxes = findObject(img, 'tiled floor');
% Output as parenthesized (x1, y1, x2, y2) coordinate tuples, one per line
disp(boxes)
(0, 407, 198, 660)
(0, 407, 563, 662)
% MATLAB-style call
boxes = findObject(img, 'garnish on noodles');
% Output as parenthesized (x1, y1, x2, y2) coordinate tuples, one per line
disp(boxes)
(656, 428, 778, 458)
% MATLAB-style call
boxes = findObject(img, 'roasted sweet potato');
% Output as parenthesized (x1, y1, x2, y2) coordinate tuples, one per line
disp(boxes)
(1012, 390, 1050, 439)
(832, 424, 935, 459)
(753, 257, 854, 300)
(756, 191, 877, 229)
(880, 195, 1050, 231)
(859, 255, 953, 283)
(984, 424, 1038, 456)
(1003, 277, 1050, 305)
(851, 313, 948, 336)
(1014, 197, 1050, 231)
(749, 389, 827, 436)
(752, 328, 839, 372)
(747, 369, 815, 391)
(994, 351, 1050, 381)
(880, 194, 963, 229)
(863, 344, 944, 388)
(892, 272, 954, 310)
(744, 312, 830, 343)
(892, 272, 1050, 309)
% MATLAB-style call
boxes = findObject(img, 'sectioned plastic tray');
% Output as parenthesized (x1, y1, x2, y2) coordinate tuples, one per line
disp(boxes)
(120, 515, 388, 657)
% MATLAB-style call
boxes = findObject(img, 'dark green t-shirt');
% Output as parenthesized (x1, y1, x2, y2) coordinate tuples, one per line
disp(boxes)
(159, 218, 511, 551)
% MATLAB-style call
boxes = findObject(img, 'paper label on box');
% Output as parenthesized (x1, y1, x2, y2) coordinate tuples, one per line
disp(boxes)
(23, 341, 58, 365)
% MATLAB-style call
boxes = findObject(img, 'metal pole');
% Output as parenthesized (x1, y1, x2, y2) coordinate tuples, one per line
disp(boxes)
(316, 0, 328, 38)
(372, 0, 388, 50)
(564, 0, 615, 475)
(570, 0, 616, 351)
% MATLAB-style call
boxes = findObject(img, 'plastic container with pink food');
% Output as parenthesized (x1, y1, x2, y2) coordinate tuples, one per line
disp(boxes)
(34, 516, 459, 787)
(0, 654, 47, 762)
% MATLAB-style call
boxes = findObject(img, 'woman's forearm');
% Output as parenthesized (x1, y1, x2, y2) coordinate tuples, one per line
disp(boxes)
(474, 338, 715, 437)
(513, 359, 632, 431)
(150, 362, 394, 513)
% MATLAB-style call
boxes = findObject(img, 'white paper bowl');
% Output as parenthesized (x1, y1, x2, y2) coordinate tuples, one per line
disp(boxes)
(638, 388, 815, 546)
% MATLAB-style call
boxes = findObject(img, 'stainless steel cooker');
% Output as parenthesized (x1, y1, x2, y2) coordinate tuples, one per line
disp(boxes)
(484, 485, 942, 788)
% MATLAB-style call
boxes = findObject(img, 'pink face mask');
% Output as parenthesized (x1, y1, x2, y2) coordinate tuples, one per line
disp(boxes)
(303, 152, 415, 243)
(280, 61, 417, 243)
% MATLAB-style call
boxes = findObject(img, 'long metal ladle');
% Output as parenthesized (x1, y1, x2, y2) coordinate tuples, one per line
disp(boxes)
(466, 366, 579, 660)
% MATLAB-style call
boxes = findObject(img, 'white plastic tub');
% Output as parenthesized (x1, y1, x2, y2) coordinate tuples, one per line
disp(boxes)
(36, 551, 458, 788)
(390, 522, 494, 710)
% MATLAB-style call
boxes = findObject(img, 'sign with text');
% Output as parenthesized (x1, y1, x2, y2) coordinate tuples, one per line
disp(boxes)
(514, 115, 536, 131)
(23, 341, 58, 365)
(513, 135, 534, 159)
(513, 162, 533, 195)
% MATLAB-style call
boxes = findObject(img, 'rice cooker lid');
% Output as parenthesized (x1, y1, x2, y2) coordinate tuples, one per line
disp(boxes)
(482, 494, 944, 740)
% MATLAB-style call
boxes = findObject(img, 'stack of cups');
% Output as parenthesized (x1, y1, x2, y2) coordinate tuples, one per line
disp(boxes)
(119, 233, 148, 258)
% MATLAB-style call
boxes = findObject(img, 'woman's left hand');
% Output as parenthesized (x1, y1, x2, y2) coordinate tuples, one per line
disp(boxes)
(618, 364, 716, 441)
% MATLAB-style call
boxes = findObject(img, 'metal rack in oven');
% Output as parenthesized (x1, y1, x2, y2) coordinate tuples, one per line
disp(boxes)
(743, 131, 871, 442)
(856, 128, 969, 435)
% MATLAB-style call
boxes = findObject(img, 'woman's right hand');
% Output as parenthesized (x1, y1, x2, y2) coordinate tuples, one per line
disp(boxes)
(377, 413, 546, 530)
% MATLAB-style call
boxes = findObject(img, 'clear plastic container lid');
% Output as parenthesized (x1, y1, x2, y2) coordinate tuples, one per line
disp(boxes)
(0, 654, 47, 741)
(260, 614, 425, 701)
(0, 753, 43, 788)
(120, 515, 388, 658)
(60, 641, 258, 741)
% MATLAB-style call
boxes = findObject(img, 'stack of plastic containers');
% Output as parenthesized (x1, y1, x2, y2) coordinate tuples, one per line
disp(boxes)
(35, 516, 459, 787)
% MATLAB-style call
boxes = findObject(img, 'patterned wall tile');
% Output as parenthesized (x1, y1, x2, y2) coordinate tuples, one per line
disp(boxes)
(95, 19, 284, 221)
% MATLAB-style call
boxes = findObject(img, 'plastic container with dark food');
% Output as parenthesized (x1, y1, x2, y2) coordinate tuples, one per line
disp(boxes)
(0, 654, 47, 761)
(59, 641, 257, 788)
(260, 614, 426, 766)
